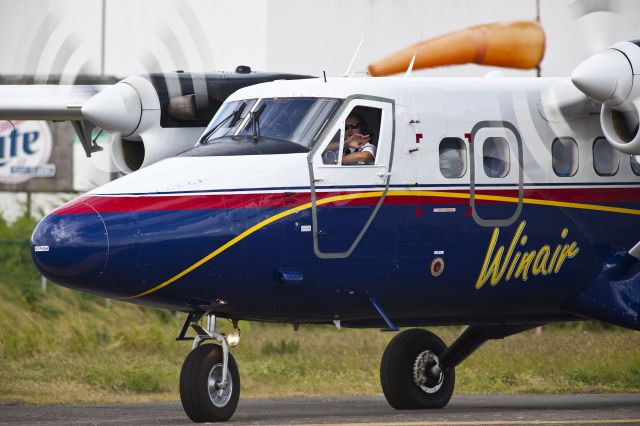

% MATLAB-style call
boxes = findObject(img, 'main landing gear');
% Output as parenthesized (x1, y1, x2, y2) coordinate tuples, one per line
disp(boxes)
(380, 324, 541, 410)
(177, 312, 241, 422)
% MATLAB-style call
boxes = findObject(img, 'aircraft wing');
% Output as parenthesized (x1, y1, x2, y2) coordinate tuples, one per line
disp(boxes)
(0, 70, 313, 170)
(0, 85, 108, 121)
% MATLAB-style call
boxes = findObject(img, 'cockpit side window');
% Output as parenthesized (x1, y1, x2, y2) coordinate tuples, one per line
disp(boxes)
(321, 105, 383, 166)
(321, 130, 342, 164)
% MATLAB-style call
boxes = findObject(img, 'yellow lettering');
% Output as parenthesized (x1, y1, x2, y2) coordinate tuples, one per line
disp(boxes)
(475, 222, 526, 289)
(506, 252, 521, 281)
(475, 222, 579, 289)
(476, 228, 501, 289)
(554, 242, 580, 273)
(548, 244, 561, 272)
(532, 245, 551, 276)
(515, 251, 536, 281)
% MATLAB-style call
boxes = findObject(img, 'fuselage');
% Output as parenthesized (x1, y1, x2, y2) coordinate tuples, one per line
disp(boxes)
(31, 77, 640, 329)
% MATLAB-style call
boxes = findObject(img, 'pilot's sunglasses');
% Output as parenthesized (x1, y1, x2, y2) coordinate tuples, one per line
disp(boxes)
(345, 123, 361, 130)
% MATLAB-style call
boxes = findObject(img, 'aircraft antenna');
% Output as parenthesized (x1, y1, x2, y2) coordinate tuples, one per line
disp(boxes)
(323, 70, 327, 83)
(405, 51, 417, 77)
(343, 35, 365, 76)
(405, 33, 423, 78)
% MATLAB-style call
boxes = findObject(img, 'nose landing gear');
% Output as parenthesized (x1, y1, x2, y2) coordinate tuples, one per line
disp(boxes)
(178, 312, 240, 422)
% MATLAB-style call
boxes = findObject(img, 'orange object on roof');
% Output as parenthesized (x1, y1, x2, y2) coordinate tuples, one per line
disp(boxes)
(368, 21, 545, 76)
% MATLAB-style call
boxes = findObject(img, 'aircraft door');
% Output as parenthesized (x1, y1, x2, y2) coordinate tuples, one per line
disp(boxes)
(308, 97, 395, 258)
(469, 121, 523, 227)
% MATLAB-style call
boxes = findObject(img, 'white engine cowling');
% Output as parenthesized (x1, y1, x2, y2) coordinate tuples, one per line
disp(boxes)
(110, 128, 204, 173)
(572, 41, 640, 154)
(82, 75, 205, 173)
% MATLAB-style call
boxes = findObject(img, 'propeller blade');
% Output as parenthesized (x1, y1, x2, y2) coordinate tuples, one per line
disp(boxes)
(368, 21, 545, 77)
(569, 0, 621, 54)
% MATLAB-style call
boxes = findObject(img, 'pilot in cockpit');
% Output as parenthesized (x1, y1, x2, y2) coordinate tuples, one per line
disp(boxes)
(341, 112, 376, 165)
(321, 110, 378, 165)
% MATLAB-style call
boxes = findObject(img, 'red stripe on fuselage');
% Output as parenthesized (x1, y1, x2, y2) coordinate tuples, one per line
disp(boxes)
(51, 187, 640, 215)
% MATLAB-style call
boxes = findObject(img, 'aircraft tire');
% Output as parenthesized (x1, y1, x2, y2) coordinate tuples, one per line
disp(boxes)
(380, 328, 455, 409)
(179, 343, 240, 422)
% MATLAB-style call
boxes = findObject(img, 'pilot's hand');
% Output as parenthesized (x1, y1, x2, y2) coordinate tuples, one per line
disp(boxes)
(345, 133, 370, 150)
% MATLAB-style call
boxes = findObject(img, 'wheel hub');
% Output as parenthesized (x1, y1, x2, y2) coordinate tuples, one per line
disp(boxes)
(413, 350, 444, 393)
(208, 363, 233, 407)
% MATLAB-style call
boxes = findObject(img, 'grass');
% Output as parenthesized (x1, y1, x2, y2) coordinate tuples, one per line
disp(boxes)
(1, 279, 639, 405)
(0, 215, 639, 404)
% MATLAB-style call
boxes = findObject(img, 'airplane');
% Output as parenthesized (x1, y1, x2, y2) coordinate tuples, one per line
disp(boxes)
(2, 16, 639, 423)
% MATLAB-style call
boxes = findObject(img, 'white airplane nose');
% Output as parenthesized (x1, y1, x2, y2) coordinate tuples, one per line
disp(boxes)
(571, 49, 633, 106)
(81, 82, 142, 136)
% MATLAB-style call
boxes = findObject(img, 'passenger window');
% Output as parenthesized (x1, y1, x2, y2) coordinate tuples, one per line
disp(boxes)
(483, 137, 510, 178)
(552, 137, 578, 177)
(593, 137, 619, 176)
(631, 155, 640, 175)
(439, 138, 467, 178)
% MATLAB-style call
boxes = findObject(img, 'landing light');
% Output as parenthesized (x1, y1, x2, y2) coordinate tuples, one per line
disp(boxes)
(226, 329, 241, 347)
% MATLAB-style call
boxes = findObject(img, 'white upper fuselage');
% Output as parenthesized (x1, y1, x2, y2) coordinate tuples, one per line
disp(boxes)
(90, 76, 633, 197)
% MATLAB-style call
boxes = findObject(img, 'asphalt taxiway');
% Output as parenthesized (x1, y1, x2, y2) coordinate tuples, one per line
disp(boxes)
(1, 394, 639, 425)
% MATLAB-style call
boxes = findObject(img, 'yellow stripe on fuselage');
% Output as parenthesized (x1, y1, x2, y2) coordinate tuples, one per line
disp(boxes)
(120, 189, 640, 300)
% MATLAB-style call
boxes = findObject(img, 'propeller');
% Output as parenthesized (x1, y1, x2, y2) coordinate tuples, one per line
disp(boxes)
(569, 0, 622, 55)
(367, 21, 545, 77)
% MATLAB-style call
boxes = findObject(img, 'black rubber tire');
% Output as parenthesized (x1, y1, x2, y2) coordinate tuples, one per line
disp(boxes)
(179, 344, 240, 422)
(380, 328, 455, 409)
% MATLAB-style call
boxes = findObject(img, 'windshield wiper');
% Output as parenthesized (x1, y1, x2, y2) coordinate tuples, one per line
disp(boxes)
(198, 103, 246, 144)
(250, 103, 265, 141)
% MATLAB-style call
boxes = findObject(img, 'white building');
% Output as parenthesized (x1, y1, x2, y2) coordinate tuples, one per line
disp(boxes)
(0, 0, 639, 219)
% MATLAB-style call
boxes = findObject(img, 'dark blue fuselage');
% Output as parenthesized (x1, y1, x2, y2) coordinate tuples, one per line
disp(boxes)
(30, 183, 640, 329)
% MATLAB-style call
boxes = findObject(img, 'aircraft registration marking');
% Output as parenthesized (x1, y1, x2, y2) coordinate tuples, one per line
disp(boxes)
(119, 189, 640, 300)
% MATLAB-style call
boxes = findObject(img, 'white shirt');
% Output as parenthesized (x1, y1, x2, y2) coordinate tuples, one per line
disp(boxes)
(346, 142, 376, 159)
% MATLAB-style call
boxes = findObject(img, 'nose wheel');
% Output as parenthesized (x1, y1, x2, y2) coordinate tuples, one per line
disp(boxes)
(380, 328, 455, 409)
(180, 343, 240, 422)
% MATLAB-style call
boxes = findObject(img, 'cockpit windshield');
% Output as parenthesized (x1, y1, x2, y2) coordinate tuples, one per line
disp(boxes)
(199, 99, 257, 143)
(202, 97, 340, 149)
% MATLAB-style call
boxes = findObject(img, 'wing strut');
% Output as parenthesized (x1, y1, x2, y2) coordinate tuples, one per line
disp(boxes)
(71, 120, 103, 157)
(370, 296, 399, 331)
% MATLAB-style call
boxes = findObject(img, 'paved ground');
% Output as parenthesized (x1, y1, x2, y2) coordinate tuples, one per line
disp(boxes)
(1, 394, 640, 425)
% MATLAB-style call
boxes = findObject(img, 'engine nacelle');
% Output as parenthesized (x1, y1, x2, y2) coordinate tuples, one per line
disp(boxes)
(82, 69, 312, 173)
(572, 41, 640, 154)
(110, 128, 204, 173)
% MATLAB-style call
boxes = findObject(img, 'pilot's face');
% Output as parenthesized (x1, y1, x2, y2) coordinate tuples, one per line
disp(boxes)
(345, 115, 361, 138)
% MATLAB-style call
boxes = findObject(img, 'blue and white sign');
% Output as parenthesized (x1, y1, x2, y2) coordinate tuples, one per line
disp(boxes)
(0, 120, 54, 184)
